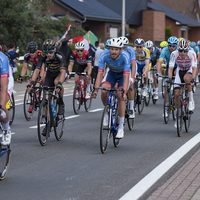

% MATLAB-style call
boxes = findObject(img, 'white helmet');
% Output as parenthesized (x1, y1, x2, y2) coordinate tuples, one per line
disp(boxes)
(145, 40, 153, 48)
(178, 39, 189, 50)
(134, 38, 145, 46)
(109, 38, 123, 48)
(75, 42, 85, 49)
(119, 36, 129, 46)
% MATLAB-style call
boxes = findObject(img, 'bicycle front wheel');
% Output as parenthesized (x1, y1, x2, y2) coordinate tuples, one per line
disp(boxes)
(163, 89, 170, 124)
(113, 110, 121, 147)
(84, 85, 92, 112)
(0, 144, 11, 180)
(100, 105, 111, 154)
(37, 100, 50, 146)
(177, 97, 183, 137)
(161, 78, 165, 98)
(126, 99, 134, 131)
(145, 81, 151, 106)
(24, 89, 35, 121)
(73, 84, 81, 114)
(54, 100, 65, 141)
(9, 93, 15, 125)
(138, 91, 144, 114)
(184, 99, 191, 133)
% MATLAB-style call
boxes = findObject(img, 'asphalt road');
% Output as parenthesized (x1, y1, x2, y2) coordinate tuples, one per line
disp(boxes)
(1, 81, 200, 200)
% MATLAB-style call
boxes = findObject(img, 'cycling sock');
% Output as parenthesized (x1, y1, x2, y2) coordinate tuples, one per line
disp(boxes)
(2, 121, 10, 131)
(155, 87, 158, 94)
(188, 91, 193, 102)
(119, 117, 124, 129)
(129, 100, 134, 110)
(87, 84, 90, 92)
(165, 102, 169, 106)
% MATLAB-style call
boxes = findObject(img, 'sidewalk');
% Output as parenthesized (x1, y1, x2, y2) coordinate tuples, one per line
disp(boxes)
(146, 145, 200, 200)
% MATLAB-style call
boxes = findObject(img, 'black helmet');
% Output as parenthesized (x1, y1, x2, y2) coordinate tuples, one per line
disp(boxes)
(27, 41, 38, 53)
(42, 39, 56, 52)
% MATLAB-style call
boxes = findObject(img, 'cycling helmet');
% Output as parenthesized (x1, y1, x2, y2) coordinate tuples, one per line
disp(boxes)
(134, 38, 145, 46)
(75, 42, 85, 49)
(167, 36, 178, 44)
(27, 41, 38, 53)
(160, 41, 168, 48)
(178, 37, 184, 42)
(108, 38, 123, 48)
(119, 36, 129, 46)
(42, 39, 56, 51)
(190, 41, 196, 48)
(106, 39, 111, 47)
(197, 40, 200, 45)
(178, 39, 189, 50)
(145, 40, 153, 48)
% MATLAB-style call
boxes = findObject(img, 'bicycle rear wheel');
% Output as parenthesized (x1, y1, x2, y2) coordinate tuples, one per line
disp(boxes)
(37, 100, 50, 146)
(0, 144, 11, 180)
(54, 100, 65, 141)
(177, 97, 183, 137)
(24, 89, 35, 121)
(84, 85, 92, 112)
(113, 110, 121, 147)
(161, 78, 165, 98)
(145, 81, 151, 106)
(126, 99, 134, 131)
(184, 99, 191, 133)
(9, 93, 15, 125)
(73, 84, 81, 114)
(163, 89, 170, 124)
(100, 105, 111, 154)
(138, 91, 144, 114)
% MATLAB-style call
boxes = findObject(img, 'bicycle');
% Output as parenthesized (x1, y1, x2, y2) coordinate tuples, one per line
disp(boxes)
(134, 75, 145, 114)
(0, 105, 11, 180)
(72, 72, 92, 114)
(175, 83, 192, 137)
(7, 93, 15, 125)
(95, 87, 124, 154)
(37, 86, 65, 146)
(22, 75, 43, 121)
(163, 82, 175, 124)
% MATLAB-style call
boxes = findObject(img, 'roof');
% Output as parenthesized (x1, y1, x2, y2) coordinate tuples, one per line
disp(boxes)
(55, 0, 122, 22)
(97, 0, 147, 25)
(148, 1, 200, 27)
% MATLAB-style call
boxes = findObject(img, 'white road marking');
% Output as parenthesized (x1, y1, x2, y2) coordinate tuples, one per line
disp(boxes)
(17, 94, 25, 97)
(0, 132, 16, 137)
(89, 108, 103, 112)
(15, 99, 23, 102)
(120, 132, 200, 200)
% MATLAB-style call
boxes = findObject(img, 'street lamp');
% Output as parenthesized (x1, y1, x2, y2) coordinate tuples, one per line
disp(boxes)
(122, 0, 125, 37)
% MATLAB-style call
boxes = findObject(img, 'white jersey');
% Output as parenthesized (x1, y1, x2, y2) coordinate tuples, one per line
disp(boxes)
(169, 50, 197, 70)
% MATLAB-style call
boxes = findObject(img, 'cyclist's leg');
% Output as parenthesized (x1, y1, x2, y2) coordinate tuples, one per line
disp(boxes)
(128, 70, 135, 118)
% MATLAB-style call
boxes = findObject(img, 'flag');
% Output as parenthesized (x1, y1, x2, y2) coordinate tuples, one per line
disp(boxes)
(61, 24, 71, 40)
(83, 31, 98, 46)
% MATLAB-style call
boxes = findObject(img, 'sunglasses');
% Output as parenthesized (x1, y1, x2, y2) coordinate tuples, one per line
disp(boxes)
(178, 49, 188, 53)
(29, 49, 36, 54)
(136, 46, 143, 48)
(168, 44, 177, 48)
(76, 50, 83, 52)
(44, 50, 55, 54)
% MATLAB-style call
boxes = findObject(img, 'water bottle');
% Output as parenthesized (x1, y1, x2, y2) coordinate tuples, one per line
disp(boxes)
(51, 102, 56, 118)
(138, 86, 141, 95)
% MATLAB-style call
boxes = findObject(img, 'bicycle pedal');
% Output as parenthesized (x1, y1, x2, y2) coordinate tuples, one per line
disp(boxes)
(189, 111, 193, 115)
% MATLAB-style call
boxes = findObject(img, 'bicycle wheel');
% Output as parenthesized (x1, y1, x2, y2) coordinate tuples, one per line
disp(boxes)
(113, 110, 121, 147)
(177, 97, 183, 137)
(54, 100, 65, 141)
(171, 93, 176, 121)
(161, 78, 165, 98)
(84, 85, 92, 112)
(37, 100, 50, 146)
(0, 144, 11, 180)
(9, 93, 15, 125)
(138, 90, 144, 114)
(163, 89, 170, 124)
(100, 105, 111, 154)
(184, 99, 191, 133)
(73, 84, 81, 114)
(24, 89, 35, 121)
(145, 81, 151, 106)
(126, 99, 134, 131)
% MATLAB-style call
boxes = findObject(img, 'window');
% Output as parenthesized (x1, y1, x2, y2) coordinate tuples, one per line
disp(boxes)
(110, 27, 118, 38)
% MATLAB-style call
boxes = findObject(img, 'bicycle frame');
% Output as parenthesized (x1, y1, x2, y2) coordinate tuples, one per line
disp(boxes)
(77, 75, 87, 103)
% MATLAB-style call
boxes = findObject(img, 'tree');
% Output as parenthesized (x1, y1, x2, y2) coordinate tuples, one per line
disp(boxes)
(165, 26, 172, 41)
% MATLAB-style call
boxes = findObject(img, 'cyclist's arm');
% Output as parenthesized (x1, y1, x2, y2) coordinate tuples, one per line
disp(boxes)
(156, 59, 163, 74)
(87, 62, 92, 76)
(58, 68, 66, 84)
(191, 52, 197, 79)
(144, 59, 150, 74)
(87, 31, 91, 44)
(39, 64, 45, 82)
(68, 61, 74, 74)
(131, 60, 136, 79)
(21, 62, 28, 76)
(123, 73, 129, 94)
(0, 76, 8, 109)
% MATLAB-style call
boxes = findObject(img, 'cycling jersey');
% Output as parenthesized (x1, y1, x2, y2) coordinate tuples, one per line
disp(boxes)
(36, 51, 66, 73)
(0, 52, 14, 98)
(98, 49, 130, 73)
(150, 47, 161, 66)
(70, 50, 92, 66)
(126, 46, 136, 63)
(159, 46, 172, 66)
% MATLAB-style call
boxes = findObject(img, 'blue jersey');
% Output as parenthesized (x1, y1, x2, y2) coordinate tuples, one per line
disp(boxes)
(0, 52, 9, 78)
(159, 46, 172, 66)
(126, 46, 136, 62)
(98, 49, 130, 74)
(150, 47, 161, 66)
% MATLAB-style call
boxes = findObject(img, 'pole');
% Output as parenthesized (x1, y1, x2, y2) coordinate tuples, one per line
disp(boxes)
(122, 0, 125, 37)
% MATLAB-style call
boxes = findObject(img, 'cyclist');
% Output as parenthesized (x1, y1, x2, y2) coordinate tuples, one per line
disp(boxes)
(68, 42, 92, 99)
(145, 40, 161, 100)
(134, 38, 150, 97)
(27, 39, 66, 115)
(119, 36, 136, 118)
(93, 38, 130, 139)
(0, 52, 13, 145)
(160, 41, 168, 49)
(167, 39, 197, 128)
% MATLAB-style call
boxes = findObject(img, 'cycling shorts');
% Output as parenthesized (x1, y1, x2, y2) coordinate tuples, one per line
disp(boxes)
(44, 70, 60, 91)
(75, 64, 88, 75)
(137, 64, 145, 75)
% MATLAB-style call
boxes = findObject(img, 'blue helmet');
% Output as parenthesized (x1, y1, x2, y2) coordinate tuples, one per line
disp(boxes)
(106, 39, 111, 47)
(134, 38, 145, 46)
(167, 36, 178, 44)
(197, 40, 200, 46)
(190, 42, 196, 48)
